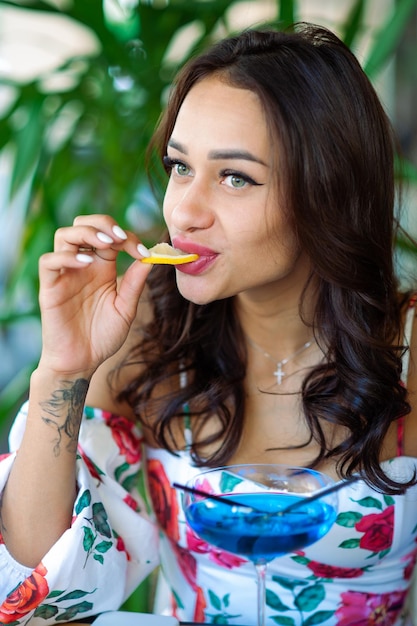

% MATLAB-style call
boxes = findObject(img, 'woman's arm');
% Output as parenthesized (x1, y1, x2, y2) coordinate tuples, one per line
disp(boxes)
(0, 215, 151, 567)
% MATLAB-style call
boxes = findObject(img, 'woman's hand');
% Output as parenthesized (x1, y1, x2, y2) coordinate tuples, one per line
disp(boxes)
(37, 215, 152, 377)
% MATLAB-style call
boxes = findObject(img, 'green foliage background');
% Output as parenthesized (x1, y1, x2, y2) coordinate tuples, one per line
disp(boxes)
(0, 0, 417, 611)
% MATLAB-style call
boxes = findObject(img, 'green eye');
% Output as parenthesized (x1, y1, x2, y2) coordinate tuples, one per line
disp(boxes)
(230, 175, 247, 188)
(175, 163, 190, 176)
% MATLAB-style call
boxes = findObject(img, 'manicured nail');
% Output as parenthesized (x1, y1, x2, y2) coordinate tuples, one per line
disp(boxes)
(112, 225, 128, 240)
(137, 243, 150, 257)
(76, 253, 94, 264)
(97, 232, 114, 244)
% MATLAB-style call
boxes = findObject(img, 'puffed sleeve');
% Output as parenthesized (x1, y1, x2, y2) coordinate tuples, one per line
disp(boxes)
(0, 403, 160, 625)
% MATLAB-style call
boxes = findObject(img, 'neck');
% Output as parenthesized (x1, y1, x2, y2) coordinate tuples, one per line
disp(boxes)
(234, 285, 321, 390)
(234, 291, 315, 360)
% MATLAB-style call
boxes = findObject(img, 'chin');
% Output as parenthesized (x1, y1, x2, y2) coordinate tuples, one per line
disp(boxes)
(176, 280, 217, 306)
(179, 290, 215, 306)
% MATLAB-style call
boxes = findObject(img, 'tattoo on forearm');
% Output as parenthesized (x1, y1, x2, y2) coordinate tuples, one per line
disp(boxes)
(40, 378, 89, 456)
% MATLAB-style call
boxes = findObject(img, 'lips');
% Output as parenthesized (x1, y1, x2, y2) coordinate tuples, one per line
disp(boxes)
(171, 238, 217, 258)
(171, 237, 218, 275)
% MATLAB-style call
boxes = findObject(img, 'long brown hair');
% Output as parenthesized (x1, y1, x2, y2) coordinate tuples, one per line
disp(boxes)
(118, 23, 413, 494)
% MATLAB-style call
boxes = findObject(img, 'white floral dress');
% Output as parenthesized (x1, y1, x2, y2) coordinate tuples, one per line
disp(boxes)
(1, 298, 417, 625)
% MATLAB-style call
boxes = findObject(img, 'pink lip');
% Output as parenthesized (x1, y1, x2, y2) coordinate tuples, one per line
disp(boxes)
(172, 237, 218, 275)
(171, 238, 217, 257)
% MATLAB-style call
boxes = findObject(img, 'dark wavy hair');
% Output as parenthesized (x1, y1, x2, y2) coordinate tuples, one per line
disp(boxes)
(118, 23, 414, 494)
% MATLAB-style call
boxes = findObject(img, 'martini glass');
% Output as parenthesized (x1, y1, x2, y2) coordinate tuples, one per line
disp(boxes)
(182, 464, 338, 626)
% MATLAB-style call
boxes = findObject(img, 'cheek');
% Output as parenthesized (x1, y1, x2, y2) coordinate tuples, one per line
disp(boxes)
(162, 194, 173, 227)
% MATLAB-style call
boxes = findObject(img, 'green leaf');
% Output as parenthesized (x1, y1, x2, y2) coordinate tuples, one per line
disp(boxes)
(383, 495, 395, 506)
(93, 553, 104, 564)
(352, 496, 382, 510)
(75, 489, 92, 514)
(122, 472, 139, 494)
(212, 616, 228, 624)
(265, 589, 291, 611)
(395, 156, 417, 183)
(82, 526, 96, 552)
(55, 600, 94, 621)
(33, 604, 59, 619)
(84, 406, 96, 419)
(95, 540, 113, 553)
(171, 589, 185, 610)
(47, 590, 65, 599)
(364, 0, 417, 77)
(336, 511, 363, 527)
(304, 611, 335, 626)
(92, 501, 112, 538)
(115, 461, 131, 483)
(208, 589, 222, 611)
(278, 0, 295, 27)
(290, 554, 310, 566)
(341, 0, 365, 49)
(339, 538, 361, 549)
(294, 584, 325, 612)
(271, 617, 296, 626)
(272, 575, 308, 590)
(378, 548, 391, 559)
(219, 471, 243, 493)
(55, 589, 94, 602)
(223, 593, 230, 608)
(10, 98, 45, 197)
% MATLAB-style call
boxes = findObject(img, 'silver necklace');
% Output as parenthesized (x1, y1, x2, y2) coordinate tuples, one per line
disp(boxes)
(247, 338, 313, 385)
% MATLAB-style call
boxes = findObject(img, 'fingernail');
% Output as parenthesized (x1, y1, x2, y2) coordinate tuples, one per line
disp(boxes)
(112, 225, 128, 240)
(97, 232, 114, 244)
(137, 243, 150, 257)
(76, 253, 94, 264)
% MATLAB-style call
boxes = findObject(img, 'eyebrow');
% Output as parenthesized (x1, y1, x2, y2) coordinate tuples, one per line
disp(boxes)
(167, 139, 268, 167)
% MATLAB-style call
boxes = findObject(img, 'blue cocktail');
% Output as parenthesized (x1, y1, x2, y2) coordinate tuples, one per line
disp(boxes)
(182, 464, 338, 626)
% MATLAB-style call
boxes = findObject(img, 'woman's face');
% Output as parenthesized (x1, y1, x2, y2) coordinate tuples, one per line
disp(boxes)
(163, 75, 310, 306)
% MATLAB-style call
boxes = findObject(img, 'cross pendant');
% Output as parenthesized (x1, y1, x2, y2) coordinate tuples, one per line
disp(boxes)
(273, 362, 284, 385)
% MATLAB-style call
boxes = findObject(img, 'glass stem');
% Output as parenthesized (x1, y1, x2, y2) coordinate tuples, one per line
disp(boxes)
(255, 562, 267, 626)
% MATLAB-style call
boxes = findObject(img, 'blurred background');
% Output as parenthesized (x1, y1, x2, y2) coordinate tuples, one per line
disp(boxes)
(1, 0, 417, 440)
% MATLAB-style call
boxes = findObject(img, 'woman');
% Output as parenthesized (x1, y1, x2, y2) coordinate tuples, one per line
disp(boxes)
(1, 22, 417, 625)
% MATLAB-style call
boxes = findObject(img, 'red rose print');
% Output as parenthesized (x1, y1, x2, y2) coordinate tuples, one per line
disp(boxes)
(171, 540, 198, 589)
(123, 493, 139, 511)
(355, 506, 394, 552)
(147, 459, 179, 541)
(186, 526, 246, 569)
(78, 444, 104, 482)
(307, 561, 364, 579)
(193, 587, 207, 622)
(114, 533, 131, 561)
(0, 452, 12, 462)
(335, 589, 406, 625)
(103, 413, 142, 464)
(0, 562, 49, 623)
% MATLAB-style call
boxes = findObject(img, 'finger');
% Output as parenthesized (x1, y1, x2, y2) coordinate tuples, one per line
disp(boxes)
(72, 215, 150, 259)
(73, 215, 133, 249)
(39, 250, 96, 287)
(115, 260, 153, 320)
(55, 224, 116, 253)
(55, 220, 150, 261)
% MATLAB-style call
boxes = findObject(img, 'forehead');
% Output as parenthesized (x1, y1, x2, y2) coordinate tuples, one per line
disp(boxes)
(170, 76, 271, 155)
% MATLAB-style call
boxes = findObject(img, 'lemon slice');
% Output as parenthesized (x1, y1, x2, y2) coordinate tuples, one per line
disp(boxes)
(140, 242, 199, 265)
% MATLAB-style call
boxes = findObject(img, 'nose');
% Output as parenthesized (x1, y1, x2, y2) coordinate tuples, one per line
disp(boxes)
(165, 178, 215, 233)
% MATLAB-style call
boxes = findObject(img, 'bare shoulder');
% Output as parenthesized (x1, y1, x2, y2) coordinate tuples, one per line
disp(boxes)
(403, 296, 417, 457)
(85, 284, 153, 421)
